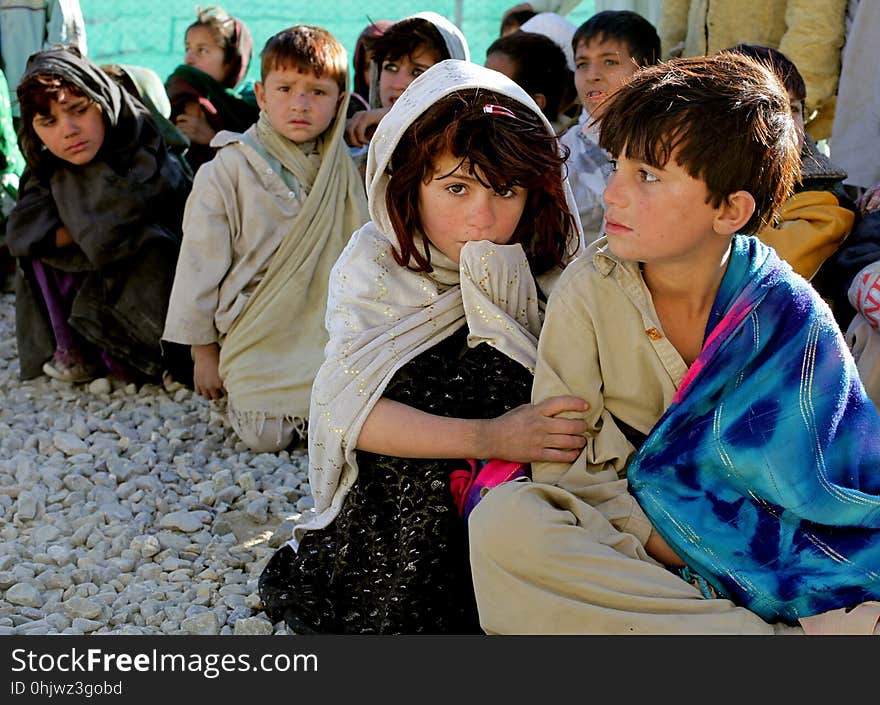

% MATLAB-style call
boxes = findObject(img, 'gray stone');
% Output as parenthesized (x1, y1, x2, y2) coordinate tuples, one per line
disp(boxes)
(53, 432, 90, 456)
(87, 378, 112, 395)
(267, 520, 296, 548)
(158, 511, 210, 533)
(34, 524, 61, 544)
(233, 617, 273, 636)
(180, 611, 220, 635)
(6, 582, 41, 607)
(64, 596, 103, 620)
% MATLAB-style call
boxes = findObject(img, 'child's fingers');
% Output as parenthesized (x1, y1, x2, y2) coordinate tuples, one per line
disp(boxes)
(536, 395, 589, 417)
(545, 416, 587, 437)
(545, 432, 586, 450)
(537, 447, 582, 463)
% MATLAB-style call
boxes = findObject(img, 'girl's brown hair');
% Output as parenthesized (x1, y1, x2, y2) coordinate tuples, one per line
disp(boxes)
(17, 74, 101, 169)
(385, 88, 578, 276)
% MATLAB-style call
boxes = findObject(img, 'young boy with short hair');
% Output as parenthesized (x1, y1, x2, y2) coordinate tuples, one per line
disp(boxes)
(561, 10, 660, 242)
(469, 53, 880, 635)
(162, 25, 369, 453)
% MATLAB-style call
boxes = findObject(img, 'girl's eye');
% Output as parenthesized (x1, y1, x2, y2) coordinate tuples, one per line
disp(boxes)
(639, 169, 658, 183)
(604, 59, 619, 66)
(497, 187, 518, 198)
(412, 68, 423, 77)
(312, 89, 325, 96)
(446, 183, 467, 195)
(382, 62, 397, 73)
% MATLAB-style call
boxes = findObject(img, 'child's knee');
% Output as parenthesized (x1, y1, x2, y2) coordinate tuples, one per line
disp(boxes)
(469, 481, 557, 566)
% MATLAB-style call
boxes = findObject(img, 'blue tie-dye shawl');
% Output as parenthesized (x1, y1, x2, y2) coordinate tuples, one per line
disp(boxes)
(628, 235, 880, 624)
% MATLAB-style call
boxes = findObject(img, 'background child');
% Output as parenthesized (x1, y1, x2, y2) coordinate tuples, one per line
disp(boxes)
(259, 60, 586, 634)
(469, 53, 880, 635)
(485, 30, 572, 132)
(729, 44, 855, 288)
(162, 25, 368, 454)
(561, 9, 660, 242)
(347, 19, 393, 118)
(6, 46, 191, 385)
(343, 12, 469, 153)
(165, 4, 258, 173)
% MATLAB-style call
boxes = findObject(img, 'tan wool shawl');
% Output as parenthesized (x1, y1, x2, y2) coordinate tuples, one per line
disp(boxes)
(218, 102, 369, 429)
(294, 59, 583, 545)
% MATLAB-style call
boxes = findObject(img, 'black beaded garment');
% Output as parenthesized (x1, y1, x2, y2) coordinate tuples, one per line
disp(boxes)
(259, 326, 533, 634)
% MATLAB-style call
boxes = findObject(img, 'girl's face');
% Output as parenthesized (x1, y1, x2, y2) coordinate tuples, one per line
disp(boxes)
(417, 150, 528, 264)
(32, 90, 105, 166)
(379, 44, 442, 108)
(184, 25, 230, 83)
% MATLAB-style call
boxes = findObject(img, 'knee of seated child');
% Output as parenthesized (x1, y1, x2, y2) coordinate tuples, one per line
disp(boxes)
(469, 481, 552, 562)
(228, 411, 296, 454)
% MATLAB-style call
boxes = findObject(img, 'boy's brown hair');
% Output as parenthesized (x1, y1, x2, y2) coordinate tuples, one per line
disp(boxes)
(260, 25, 348, 93)
(597, 53, 800, 234)
(385, 88, 579, 276)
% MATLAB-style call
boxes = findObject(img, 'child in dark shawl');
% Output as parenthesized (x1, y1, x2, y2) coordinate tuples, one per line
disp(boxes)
(5, 46, 192, 384)
(165, 5, 259, 173)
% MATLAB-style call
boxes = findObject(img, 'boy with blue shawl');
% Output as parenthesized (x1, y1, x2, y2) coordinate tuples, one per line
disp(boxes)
(469, 53, 880, 635)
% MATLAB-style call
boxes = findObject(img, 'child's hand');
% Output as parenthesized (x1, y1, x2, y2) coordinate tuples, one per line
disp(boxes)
(645, 529, 685, 567)
(483, 395, 588, 463)
(175, 103, 216, 145)
(54, 226, 74, 248)
(345, 108, 387, 147)
(858, 182, 880, 215)
(192, 343, 225, 400)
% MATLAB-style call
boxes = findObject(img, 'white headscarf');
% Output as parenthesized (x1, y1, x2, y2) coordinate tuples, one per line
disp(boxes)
(367, 11, 471, 109)
(521, 12, 577, 71)
(294, 60, 583, 546)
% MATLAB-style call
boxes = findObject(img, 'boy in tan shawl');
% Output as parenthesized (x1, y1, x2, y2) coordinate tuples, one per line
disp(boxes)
(162, 26, 369, 453)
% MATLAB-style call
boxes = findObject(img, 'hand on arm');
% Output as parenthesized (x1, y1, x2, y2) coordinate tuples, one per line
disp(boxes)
(355, 395, 588, 462)
(192, 343, 225, 400)
(175, 102, 217, 145)
(344, 108, 388, 148)
(54, 226, 74, 248)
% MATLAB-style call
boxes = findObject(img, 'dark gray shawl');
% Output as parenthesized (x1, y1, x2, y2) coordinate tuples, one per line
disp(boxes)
(6, 48, 191, 379)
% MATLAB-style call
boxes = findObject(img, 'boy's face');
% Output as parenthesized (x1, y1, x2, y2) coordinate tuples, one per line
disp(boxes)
(788, 90, 805, 153)
(574, 36, 641, 115)
(379, 44, 442, 108)
(484, 51, 518, 82)
(255, 66, 342, 144)
(602, 149, 743, 266)
(185, 25, 230, 83)
(418, 150, 528, 264)
(32, 91, 105, 166)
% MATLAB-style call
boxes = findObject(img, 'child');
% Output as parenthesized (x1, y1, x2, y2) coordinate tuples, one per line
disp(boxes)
(165, 5, 259, 173)
(0, 67, 25, 290)
(162, 26, 369, 454)
(561, 10, 660, 242)
(259, 59, 586, 634)
(343, 12, 469, 153)
(500, 8, 537, 36)
(729, 44, 855, 286)
(5, 46, 191, 384)
(347, 20, 393, 118)
(485, 30, 572, 132)
(469, 53, 880, 635)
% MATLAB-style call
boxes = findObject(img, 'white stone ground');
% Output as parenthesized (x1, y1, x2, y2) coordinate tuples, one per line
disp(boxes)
(0, 292, 314, 635)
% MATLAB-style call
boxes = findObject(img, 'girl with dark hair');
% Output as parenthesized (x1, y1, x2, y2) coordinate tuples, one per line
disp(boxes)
(6, 46, 191, 385)
(259, 59, 586, 634)
(165, 4, 259, 172)
(347, 19, 393, 118)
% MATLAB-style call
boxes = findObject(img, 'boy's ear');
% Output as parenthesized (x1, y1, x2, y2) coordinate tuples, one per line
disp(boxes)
(254, 81, 266, 111)
(531, 93, 547, 112)
(713, 190, 756, 236)
(336, 89, 345, 111)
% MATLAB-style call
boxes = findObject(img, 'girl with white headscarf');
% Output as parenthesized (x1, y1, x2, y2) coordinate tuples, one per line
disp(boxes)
(259, 60, 585, 634)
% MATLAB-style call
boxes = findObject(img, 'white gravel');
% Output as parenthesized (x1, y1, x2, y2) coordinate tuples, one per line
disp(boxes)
(0, 292, 312, 635)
